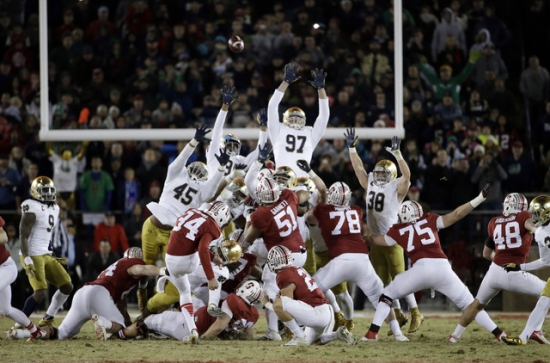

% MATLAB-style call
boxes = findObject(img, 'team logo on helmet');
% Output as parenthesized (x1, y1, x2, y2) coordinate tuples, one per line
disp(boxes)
(398, 200, 423, 224)
(200, 201, 232, 228)
(327, 182, 351, 206)
(502, 193, 528, 217)
(267, 245, 294, 272)
(255, 177, 281, 204)
(236, 280, 263, 305)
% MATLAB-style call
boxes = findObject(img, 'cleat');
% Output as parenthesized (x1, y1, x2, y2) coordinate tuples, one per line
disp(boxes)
(394, 309, 408, 327)
(530, 330, 550, 345)
(448, 335, 459, 343)
(281, 326, 293, 340)
(92, 314, 111, 341)
(336, 326, 357, 346)
(394, 334, 409, 342)
(360, 330, 378, 342)
(4, 329, 30, 340)
(333, 311, 346, 331)
(189, 329, 199, 344)
(38, 318, 56, 328)
(257, 329, 282, 341)
(344, 319, 354, 333)
(408, 307, 423, 333)
(148, 331, 171, 340)
(496, 331, 509, 343)
(28, 328, 47, 341)
(282, 336, 309, 346)
(501, 336, 526, 346)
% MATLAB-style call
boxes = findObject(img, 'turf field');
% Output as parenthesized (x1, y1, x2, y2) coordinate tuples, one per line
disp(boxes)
(1, 311, 549, 363)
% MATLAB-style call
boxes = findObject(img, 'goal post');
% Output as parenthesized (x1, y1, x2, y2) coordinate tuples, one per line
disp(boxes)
(38, 0, 404, 142)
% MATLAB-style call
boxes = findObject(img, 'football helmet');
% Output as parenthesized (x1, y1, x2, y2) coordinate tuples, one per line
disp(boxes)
(123, 247, 144, 260)
(31, 176, 56, 202)
(229, 228, 249, 250)
(216, 240, 243, 265)
(267, 245, 294, 272)
(502, 193, 528, 217)
(295, 177, 316, 193)
(236, 280, 263, 305)
(398, 200, 423, 224)
(327, 182, 352, 206)
(273, 166, 297, 189)
(257, 168, 274, 182)
(255, 177, 281, 204)
(187, 161, 208, 181)
(373, 160, 397, 186)
(220, 134, 241, 156)
(283, 107, 306, 130)
(221, 177, 249, 209)
(529, 195, 550, 227)
(200, 201, 232, 228)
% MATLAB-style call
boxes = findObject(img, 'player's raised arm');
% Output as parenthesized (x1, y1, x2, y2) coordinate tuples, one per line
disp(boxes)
(268, 63, 300, 139)
(166, 124, 211, 183)
(439, 183, 491, 228)
(244, 141, 271, 201)
(345, 128, 369, 190)
(308, 68, 329, 145)
(385, 136, 411, 202)
(201, 147, 232, 202)
(243, 109, 269, 167)
(207, 85, 237, 173)
(296, 159, 327, 205)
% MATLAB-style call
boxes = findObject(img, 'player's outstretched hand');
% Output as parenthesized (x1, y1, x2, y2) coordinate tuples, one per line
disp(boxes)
(256, 108, 268, 127)
(216, 147, 231, 166)
(481, 183, 492, 198)
(385, 136, 402, 155)
(283, 63, 301, 84)
(344, 128, 358, 149)
(194, 123, 212, 143)
(257, 141, 272, 164)
(221, 85, 238, 105)
(308, 68, 327, 89)
(502, 263, 521, 273)
(296, 160, 312, 173)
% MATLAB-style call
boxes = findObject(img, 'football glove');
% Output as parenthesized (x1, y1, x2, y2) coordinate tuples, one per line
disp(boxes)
(283, 63, 301, 84)
(481, 183, 492, 198)
(256, 108, 268, 127)
(296, 160, 312, 173)
(216, 147, 231, 167)
(23, 256, 36, 278)
(385, 136, 403, 160)
(344, 128, 358, 149)
(308, 68, 327, 89)
(502, 263, 521, 273)
(257, 141, 272, 164)
(221, 85, 238, 105)
(207, 304, 223, 317)
(194, 124, 212, 143)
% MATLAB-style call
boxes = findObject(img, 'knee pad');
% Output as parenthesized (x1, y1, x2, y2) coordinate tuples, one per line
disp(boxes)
(379, 294, 393, 307)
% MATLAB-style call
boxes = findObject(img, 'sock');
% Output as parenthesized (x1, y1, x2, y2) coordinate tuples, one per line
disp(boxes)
(7, 307, 34, 332)
(389, 319, 402, 336)
(451, 324, 467, 339)
(521, 296, 550, 342)
(26, 321, 37, 334)
(319, 331, 338, 344)
(474, 310, 497, 334)
(393, 299, 401, 310)
(324, 289, 341, 313)
(22, 295, 40, 317)
(118, 329, 127, 340)
(207, 285, 222, 307)
(491, 327, 503, 338)
(283, 319, 305, 339)
(368, 323, 380, 333)
(405, 293, 418, 309)
(180, 302, 196, 331)
(336, 291, 354, 320)
(266, 309, 279, 333)
(373, 301, 391, 327)
(46, 291, 70, 317)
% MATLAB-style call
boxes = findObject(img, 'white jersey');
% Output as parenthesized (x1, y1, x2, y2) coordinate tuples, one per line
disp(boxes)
(147, 143, 224, 227)
(522, 225, 550, 271)
(268, 90, 329, 178)
(366, 174, 400, 236)
(50, 154, 86, 193)
(20, 199, 59, 256)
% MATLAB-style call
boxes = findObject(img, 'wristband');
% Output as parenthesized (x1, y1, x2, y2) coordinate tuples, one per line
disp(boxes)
(392, 150, 404, 161)
(24, 256, 33, 266)
(469, 193, 486, 208)
(265, 302, 273, 311)
(159, 267, 167, 276)
(348, 147, 357, 154)
(218, 166, 226, 173)
(307, 170, 317, 179)
(189, 139, 198, 148)
(246, 214, 252, 223)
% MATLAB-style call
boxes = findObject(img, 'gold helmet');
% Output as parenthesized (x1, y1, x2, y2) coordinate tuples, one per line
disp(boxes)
(220, 134, 241, 156)
(295, 176, 316, 193)
(529, 195, 550, 227)
(216, 240, 243, 265)
(187, 161, 208, 181)
(373, 160, 397, 186)
(223, 177, 249, 208)
(273, 166, 297, 188)
(282, 107, 306, 130)
(31, 176, 56, 202)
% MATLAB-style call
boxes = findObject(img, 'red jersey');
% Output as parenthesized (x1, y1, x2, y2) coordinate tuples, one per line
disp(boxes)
(250, 189, 305, 253)
(386, 213, 448, 266)
(86, 257, 144, 303)
(166, 209, 221, 280)
(195, 293, 259, 335)
(313, 204, 369, 259)
(276, 266, 328, 307)
(488, 211, 533, 266)
(222, 253, 258, 295)
(0, 216, 9, 265)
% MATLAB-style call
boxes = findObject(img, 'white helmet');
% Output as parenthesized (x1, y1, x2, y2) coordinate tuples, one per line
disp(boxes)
(327, 182, 352, 206)
(200, 201, 232, 228)
(236, 280, 263, 305)
(255, 177, 281, 204)
(187, 161, 208, 181)
(398, 200, 424, 224)
(256, 168, 274, 182)
(502, 193, 528, 217)
(267, 245, 293, 272)
(123, 247, 144, 260)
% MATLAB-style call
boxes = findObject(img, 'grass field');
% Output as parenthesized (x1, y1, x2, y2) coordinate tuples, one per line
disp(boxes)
(2, 311, 550, 363)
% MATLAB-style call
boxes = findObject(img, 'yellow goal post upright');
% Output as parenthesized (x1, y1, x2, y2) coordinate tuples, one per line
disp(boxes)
(38, 0, 404, 142)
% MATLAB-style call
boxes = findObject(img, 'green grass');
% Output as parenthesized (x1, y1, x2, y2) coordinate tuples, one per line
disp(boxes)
(1, 312, 549, 363)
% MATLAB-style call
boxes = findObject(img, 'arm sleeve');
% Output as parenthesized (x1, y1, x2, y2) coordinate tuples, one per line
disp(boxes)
(484, 237, 495, 249)
(243, 130, 268, 168)
(311, 98, 329, 145)
(267, 90, 284, 141)
(166, 143, 196, 183)
(417, 62, 438, 85)
(436, 215, 445, 230)
(207, 109, 229, 175)
(200, 169, 225, 202)
(522, 241, 550, 271)
(198, 234, 216, 280)
(244, 161, 262, 201)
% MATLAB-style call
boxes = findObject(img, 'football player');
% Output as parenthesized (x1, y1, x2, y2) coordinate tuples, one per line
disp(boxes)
(261, 245, 356, 346)
(267, 63, 329, 178)
(363, 184, 508, 343)
(345, 128, 422, 333)
(450, 193, 545, 343)
(124, 281, 263, 341)
(18, 176, 73, 328)
(8, 248, 164, 341)
(501, 195, 550, 345)
(1, 215, 46, 341)
(163, 201, 233, 343)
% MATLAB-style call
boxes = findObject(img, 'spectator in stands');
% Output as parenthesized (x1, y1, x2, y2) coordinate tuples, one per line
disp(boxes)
(487, 79, 517, 120)
(403, 138, 427, 188)
(139, 180, 161, 218)
(14, 161, 37, 215)
(436, 36, 466, 74)
(431, 8, 467, 62)
(49, 32, 75, 73)
(116, 167, 141, 217)
(85, 6, 116, 42)
(448, 155, 477, 242)
(471, 151, 507, 211)
(423, 148, 452, 210)
(0, 153, 20, 214)
(472, 4, 509, 52)
(461, 89, 489, 124)
(361, 39, 392, 87)
(433, 91, 463, 132)
(93, 212, 129, 254)
(123, 203, 145, 248)
(85, 239, 119, 283)
(8, 146, 29, 178)
(502, 141, 539, 193)
(537, 101, 550, 156)
(135, 148, 166, 192)
(71, 45, 102, 87)
(520, 56, 549, 123)
(471, 42, 507, 88)
(495, 114, 519, 158)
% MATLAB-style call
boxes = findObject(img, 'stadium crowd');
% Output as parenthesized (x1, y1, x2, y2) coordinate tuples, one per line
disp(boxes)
(1, 0, 550, 315)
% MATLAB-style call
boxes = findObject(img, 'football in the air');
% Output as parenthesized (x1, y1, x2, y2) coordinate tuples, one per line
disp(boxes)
(228, 35, 244, 53)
